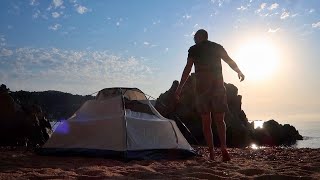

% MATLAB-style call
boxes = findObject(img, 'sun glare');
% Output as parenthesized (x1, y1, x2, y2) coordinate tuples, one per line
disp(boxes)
(254, 120, 264, 129)
(250, 143, 259, 150)
(235, 38, 280, 81)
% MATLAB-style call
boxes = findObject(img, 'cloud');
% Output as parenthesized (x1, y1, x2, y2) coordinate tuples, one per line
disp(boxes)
(268, 3, 279, 10)
(237, 6, 247, 11)
(32, 10, 41, 19)
(0, 48, 13, 57)
(255, 3, 267, 13)
(260, 3, 267, 10)
(30, 0, 39, 6)
(8, 3, 21, 15)
(309, 9, 315, 13)
(280, 11, 290, 19)
(0, 38, 5, 42)
(32, 9, 49, 20)
(142, 41, 157, 48)
(106, 17, 123, 27)
(49, 24, 62, 31)
(75, 5, 89, 14)
(210, 0, 228, 7)
(184, 31, 196, 37)
(152, 20, 160, 25)
(52, 12, 61, 18)
(268, 28, 280, 33)
(53, 0, 63, 8)
(0, 47, 154, 94)
(312, 21, 320, 29)
(182, 14, 191, 20)
(0, 35, 6, 46)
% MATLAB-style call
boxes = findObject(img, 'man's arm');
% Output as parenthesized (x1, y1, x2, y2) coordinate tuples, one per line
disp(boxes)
(175, 57, 194, 98)
(220, 48, 245, 81)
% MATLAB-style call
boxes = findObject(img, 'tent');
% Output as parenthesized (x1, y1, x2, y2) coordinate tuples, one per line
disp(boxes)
(38, 88, 196, 159)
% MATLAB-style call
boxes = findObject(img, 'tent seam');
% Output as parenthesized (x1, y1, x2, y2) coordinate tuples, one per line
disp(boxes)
(168, 121, 179, 148)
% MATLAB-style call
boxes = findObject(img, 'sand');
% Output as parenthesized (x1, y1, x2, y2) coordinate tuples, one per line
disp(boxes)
(0, 146, 319, 180)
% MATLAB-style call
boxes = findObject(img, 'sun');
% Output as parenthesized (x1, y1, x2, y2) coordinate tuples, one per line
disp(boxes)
(234, 38, 280, 81)
(254, 120, 264, 129)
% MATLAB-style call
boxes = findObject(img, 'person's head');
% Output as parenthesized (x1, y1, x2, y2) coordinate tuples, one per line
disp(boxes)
(194, 29, 208, 44)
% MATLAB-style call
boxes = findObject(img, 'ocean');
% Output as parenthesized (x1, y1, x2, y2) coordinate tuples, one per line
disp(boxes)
(287, 120, 320, 149)
(50, 120, 320, 149)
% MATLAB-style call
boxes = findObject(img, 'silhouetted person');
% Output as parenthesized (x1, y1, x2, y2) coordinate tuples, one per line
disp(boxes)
(175, 29, 245, 161)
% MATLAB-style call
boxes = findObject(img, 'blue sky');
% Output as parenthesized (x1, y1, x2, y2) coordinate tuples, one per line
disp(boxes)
(0, 0, 319, 123)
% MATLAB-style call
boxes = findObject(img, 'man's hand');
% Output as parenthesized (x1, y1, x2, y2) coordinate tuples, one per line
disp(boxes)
(238, 72, 245, 82)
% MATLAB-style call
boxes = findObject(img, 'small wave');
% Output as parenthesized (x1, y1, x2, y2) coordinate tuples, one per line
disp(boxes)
(302, 136, 320, 140)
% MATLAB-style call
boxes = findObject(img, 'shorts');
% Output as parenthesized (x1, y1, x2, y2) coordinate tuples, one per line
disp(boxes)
(195, 72, 229, 114)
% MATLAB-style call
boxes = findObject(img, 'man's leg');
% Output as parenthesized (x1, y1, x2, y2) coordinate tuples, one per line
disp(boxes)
(213, 112, 231, 161)
(201, 112, 214, 160)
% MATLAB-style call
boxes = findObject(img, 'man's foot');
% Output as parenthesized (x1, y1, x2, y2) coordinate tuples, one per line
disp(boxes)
(209, 148, 214, 160)
(209, 150, 215, 160)
(221, 149, 231, 162)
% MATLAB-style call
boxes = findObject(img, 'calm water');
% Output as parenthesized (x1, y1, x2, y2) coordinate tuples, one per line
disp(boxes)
(50, 120, 320, 149)
(288, 120, 320, 149)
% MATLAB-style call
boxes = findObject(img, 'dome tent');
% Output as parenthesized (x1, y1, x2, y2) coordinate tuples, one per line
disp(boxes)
(38, 88, 196, 159)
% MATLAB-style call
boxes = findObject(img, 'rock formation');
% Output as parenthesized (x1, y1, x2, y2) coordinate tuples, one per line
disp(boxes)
(0, 84, 52, 147)
(252, 120, 303, 146)
(155, 74, 302, 147)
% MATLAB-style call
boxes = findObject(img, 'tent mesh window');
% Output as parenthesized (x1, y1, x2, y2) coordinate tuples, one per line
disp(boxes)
(122, 89, 155, 115)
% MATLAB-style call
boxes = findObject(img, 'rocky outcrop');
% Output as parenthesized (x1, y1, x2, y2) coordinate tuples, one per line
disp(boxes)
(155, 74, 302, 147)
(10, 90, 93, 121)
(155, 74, 251, 147)
(252, 120, 303, 146)
(0, 84, 52, 147)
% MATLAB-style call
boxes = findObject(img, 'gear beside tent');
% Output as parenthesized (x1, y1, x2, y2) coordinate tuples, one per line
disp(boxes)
(37, 88, 196, 159)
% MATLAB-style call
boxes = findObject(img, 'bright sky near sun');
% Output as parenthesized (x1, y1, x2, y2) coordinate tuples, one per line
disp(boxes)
(0, 0, 319, 124)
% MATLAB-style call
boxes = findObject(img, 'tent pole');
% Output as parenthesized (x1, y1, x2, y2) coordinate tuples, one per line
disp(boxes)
(120, 88, 128, 159)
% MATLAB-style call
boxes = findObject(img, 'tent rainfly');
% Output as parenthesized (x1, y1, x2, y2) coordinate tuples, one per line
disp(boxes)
(38, 88, 196, 159)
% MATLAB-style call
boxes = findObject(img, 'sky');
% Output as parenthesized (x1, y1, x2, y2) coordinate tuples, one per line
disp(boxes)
(0, 0, 319, 124)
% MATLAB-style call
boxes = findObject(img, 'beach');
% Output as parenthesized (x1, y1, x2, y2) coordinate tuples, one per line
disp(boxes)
(0, 146, 319, 179)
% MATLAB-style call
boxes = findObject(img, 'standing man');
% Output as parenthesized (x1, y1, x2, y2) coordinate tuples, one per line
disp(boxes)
(175, 29, 245, 161)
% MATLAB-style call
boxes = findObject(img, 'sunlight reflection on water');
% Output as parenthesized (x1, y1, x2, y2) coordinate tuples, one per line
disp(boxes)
(248, 143, 269, 150)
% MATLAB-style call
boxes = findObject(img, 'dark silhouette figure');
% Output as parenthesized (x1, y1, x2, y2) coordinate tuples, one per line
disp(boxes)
(175, 29, 245, 161)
